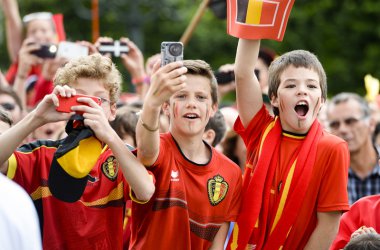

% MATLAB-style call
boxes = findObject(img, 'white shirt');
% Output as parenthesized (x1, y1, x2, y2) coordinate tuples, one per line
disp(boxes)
(0, 173, 42, 250)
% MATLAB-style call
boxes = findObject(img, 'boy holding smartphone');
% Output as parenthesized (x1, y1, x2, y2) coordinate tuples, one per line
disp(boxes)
(0, 53, 155, 249)
(130, 58, 242, 249)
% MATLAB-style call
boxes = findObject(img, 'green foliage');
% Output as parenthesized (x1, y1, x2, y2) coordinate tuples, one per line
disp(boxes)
(1, 0, 379, 98)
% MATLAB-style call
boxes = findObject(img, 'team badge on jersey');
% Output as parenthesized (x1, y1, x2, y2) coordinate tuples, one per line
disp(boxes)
(207, 175, 229, 206)
(101, 156, 119, 181)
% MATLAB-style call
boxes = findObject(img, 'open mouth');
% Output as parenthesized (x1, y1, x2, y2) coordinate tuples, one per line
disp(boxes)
(294, 101, 309, 117)
(183, 113, 199, 119)
(45, 129, 54, 136)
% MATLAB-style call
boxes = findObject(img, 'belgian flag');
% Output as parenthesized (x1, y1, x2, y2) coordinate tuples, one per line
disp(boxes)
(228, 0, 296, 41)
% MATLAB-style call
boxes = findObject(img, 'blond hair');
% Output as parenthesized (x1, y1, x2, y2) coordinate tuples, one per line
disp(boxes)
(54, 53, 121, 104)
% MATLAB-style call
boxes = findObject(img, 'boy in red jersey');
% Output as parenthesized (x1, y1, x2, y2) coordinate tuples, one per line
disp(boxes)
(227, 39, 350, 249)
(131, 59, 242, 249)
(0, 53, 155, 249)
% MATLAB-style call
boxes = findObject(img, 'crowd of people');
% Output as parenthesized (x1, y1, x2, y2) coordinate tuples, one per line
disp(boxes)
(1, 0, 380, 249)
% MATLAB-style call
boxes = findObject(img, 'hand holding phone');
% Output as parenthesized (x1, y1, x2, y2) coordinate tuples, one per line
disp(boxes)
(161, 42, 183, 66)
(56, 42, 89, 60)
(56, 94, 102, 113)
(30, 43, 58, 59)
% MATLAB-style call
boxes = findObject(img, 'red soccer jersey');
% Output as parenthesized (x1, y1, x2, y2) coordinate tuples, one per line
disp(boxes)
(330, 194, 380, 250)
(7, 139, 130, 249)
(234, 105, 349, 249)
(130, 133, 242, 250)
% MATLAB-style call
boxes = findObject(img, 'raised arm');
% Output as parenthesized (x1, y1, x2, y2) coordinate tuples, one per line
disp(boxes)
(1, 0, 23, 63)
(119, 37, 149, 100)
(136, 61, 187, 167)
(235, 39, 262, 127)
(0, 86, 74, 174)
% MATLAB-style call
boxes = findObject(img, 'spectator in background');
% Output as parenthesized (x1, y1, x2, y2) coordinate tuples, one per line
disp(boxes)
(110, 104, 140, 147)
(219, 106, 246, 172)
(203, 109, 227, 148)
(0, 86, 24, 124)
(215, 47, 276, 107)
(326, 92, 380, 204)
(29, 121, 67, 141)
(1, 0, 68, 108)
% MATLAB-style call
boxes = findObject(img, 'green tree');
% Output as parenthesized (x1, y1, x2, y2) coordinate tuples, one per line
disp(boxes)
(1, 0, 379, 98)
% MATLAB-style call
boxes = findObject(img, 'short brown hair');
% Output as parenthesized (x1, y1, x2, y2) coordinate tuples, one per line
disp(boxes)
(267, 50, 327, 116)
(183, 60, 218, 106)
(54, 53, 122, 104)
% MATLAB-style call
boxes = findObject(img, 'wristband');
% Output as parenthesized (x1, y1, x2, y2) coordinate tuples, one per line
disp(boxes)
(140, 117, 159, 132)
(132, 75, 150, 86)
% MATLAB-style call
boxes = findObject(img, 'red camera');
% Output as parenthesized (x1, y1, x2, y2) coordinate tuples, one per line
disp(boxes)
(56, 94, 102, 113)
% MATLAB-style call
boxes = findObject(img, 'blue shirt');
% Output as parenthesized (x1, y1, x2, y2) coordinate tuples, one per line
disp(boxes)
(348, 163, 380, 204)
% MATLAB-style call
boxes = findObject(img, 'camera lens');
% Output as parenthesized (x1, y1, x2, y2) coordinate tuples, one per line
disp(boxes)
(168, 43, 183, 56)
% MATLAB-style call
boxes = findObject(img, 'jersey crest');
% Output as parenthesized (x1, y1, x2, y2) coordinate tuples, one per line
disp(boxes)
(207, 175, 229, 206)
(101, 156, 119, 181)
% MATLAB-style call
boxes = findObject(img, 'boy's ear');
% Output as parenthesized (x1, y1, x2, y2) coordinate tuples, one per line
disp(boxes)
(270, 95, 279, 109)
(210, 103, 218, 117)
(202, 128, 216, 146)
(108, 103, 117, 121)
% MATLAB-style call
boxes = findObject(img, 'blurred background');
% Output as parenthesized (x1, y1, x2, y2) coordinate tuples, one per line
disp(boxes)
(0, 0, 379, 100)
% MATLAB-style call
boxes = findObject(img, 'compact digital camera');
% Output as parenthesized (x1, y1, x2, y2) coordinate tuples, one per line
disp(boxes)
(161, 42, 183, 66)
(98, 41, 129, 57)
(30, 43, 57, 58)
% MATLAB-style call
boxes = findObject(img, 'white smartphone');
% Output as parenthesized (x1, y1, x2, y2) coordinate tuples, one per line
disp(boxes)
(57, 41, 89, 60)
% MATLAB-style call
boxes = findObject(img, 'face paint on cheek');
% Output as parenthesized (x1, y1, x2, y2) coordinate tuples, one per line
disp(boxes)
(312, 97, 320, 117)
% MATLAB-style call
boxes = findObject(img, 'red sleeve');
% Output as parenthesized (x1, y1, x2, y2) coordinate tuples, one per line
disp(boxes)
(317, 139, 350, 212)
(234, 105, 273, 150)
(8, 144, 54, 194)
(5, 62, 18, 84)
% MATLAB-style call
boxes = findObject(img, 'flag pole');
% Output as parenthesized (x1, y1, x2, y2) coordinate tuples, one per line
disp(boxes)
(180, 0, 211, 46)
(91, 0, 100, 43)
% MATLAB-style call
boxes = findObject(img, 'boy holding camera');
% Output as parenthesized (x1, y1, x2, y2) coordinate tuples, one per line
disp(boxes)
(0, 53, 155, 249)
(131, 59, 242, 249)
